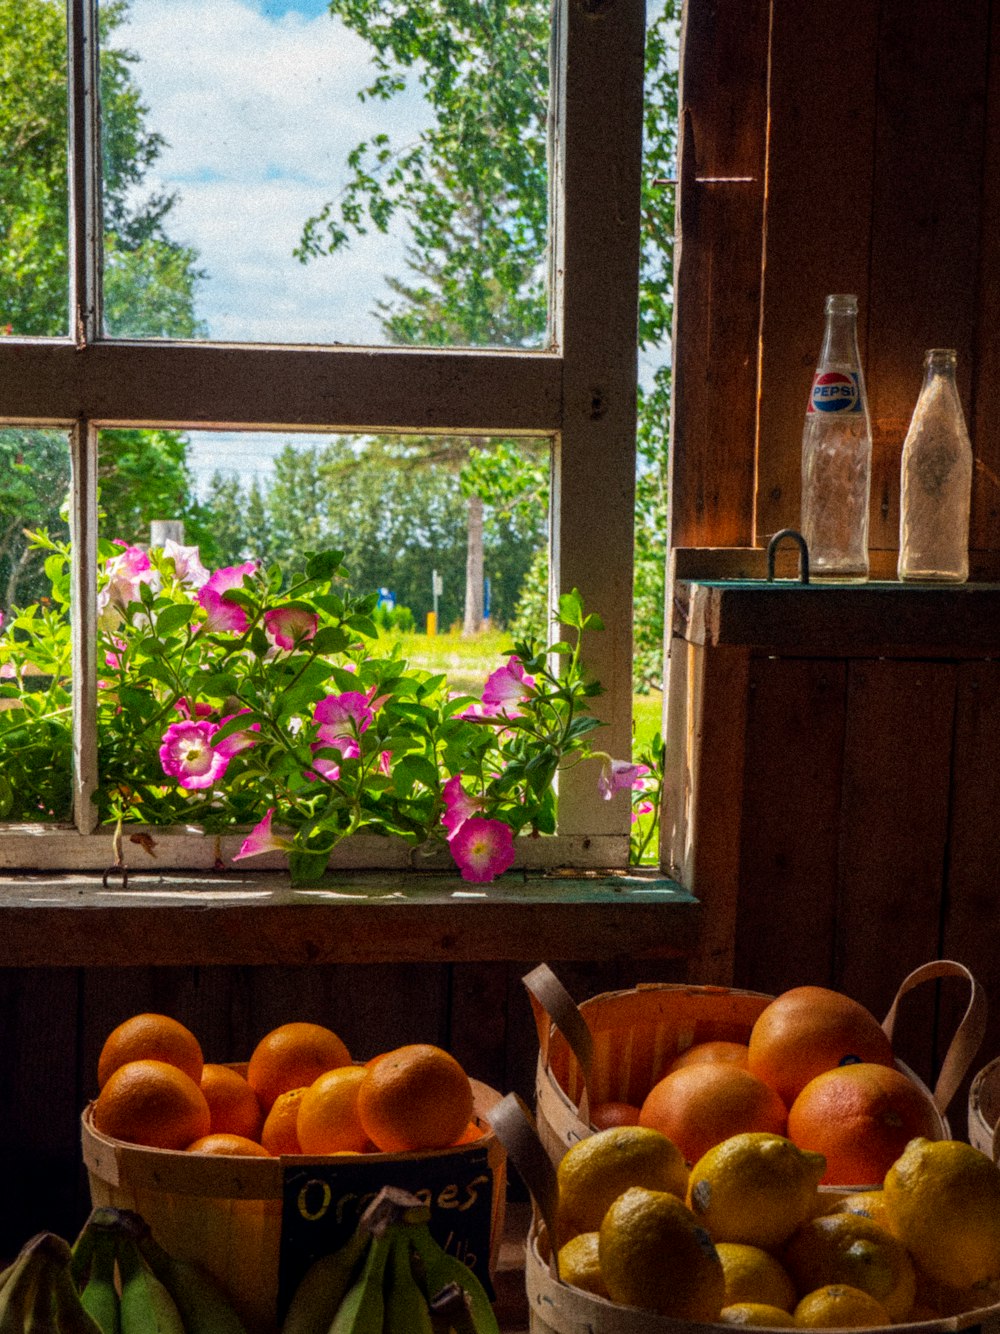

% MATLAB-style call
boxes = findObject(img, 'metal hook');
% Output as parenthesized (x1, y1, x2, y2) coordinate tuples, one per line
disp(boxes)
(102, 864, 129, 889)
(766, 529, 810, 584)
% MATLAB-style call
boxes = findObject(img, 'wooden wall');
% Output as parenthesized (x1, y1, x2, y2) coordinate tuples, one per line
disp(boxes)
(0, 956, 687, 1260)
(671, 0, 1000, 570)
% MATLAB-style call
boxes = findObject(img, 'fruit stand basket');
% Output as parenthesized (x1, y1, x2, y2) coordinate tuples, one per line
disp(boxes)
(970, 1057, 1000, 1162)
(82, 1078, 506, 1334)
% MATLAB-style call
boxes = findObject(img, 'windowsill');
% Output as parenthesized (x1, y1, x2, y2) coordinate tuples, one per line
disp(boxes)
(0, 867, 697, 967)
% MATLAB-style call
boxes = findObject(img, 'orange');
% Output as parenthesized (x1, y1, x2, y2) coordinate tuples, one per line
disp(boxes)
(590, 1101, 642, 1129)
(453, 1121, 486, 1144)
(787, 1062, 940, 1185)
(97, 1013, 204, 1091)
(296, 1066, 369, 1154)
(260, 1086, 308, 1155)
(668, 1042, 750, 1074)
(186, 1133, 272, 1157)
(93, 1058, 211, 1150)
(357, 1044, 473, 1152)
(639, 1064, 787, 1165)
(200, 1063, 263, 1141)
(246, 1022, 351, 1112)
(746, 987, 893, 1108)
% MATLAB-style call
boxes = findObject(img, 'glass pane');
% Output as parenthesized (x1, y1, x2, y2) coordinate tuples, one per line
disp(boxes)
(0, 0, 70, 337)
(0, 429, 74, 821)
(93, 427, 550, 835)
(99, 0, 550, 349)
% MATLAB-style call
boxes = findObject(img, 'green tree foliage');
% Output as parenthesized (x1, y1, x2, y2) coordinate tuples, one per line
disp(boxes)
(0, 0, 208, 608)
(302, 0, 679, 687)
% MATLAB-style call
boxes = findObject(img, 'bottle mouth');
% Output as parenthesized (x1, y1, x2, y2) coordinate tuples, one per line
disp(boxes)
(925, 348, 957, 362)
(825, 294, 858, 314)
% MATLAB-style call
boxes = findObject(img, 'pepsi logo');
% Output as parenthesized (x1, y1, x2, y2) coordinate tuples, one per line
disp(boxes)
(809, 370, 860, 413)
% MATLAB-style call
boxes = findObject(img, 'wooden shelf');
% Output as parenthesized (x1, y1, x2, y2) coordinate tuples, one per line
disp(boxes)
(0, 868, 698, 968)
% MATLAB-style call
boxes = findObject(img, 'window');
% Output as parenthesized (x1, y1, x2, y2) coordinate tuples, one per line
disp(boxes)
(0, 0, 646, 876)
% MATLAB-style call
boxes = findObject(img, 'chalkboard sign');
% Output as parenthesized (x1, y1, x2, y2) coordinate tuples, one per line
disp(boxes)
(278, 1145, 495, 1317)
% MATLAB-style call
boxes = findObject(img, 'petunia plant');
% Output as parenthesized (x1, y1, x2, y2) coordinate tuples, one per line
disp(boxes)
(0, 531, 661, 883)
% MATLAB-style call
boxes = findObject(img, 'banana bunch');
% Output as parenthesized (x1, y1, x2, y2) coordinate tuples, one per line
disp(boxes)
(67, 1207, 248, 1334)
(0, 1231, 103, 1334)
(282, 1187, 499, 1334)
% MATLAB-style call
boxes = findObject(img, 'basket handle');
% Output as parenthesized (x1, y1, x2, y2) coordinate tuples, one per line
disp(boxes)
(881, 960, 988, 1115)
(486, 1092, 559, 1256)
(522, 964, 594, 1123)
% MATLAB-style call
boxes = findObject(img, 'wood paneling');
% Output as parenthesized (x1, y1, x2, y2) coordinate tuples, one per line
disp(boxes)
(971, 7, 1000, 554)
(668, 0, 770, 549)
(735, 658, 847, 994)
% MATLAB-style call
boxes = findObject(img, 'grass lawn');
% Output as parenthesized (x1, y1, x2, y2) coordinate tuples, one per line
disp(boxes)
(380, 628, 664, 748)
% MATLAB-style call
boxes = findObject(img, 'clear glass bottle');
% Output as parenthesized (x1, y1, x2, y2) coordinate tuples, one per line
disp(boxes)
(800, 294, 873, 582)
(897, 348, 973, 583)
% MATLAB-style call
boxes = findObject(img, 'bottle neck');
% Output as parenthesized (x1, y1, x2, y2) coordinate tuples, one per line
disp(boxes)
(820, 311, 861, 368)
(922, 349, 958, 390)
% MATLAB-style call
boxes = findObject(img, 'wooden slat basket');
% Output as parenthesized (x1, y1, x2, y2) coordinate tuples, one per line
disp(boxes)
(488, 1093, 1000, 1334)
(969, 1056, 1000, 1162)
(524, 960, 987, 1190)
(82, 1077, 506, 1334)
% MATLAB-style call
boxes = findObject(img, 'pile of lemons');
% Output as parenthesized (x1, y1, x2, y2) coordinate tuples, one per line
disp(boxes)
(554, 1128, 1000, 1327)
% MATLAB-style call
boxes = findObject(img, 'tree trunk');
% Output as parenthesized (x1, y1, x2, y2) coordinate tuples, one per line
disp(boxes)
(463, 491, 484, 636)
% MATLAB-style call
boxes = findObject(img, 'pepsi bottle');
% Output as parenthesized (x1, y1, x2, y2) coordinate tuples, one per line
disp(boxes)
(800, 294, 872, 581)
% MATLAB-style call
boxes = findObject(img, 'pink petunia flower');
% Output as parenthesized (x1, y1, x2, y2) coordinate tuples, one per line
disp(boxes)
(441, 774, 485, 838)
(233, 808, 294, 861)
(449, 816, 516, 883)
(198, 562, 258, 633)
(598, 758, 650, 801)
(0, 610, 4, 632)
(162, 539, 210, 589)
(307, 746, 342, 783)
(174, 696, 215, 720)
(313, 690, 374, 758)
(99, 543, 160, 620)
(264, 606, 318, 651)
(159, 720, 230, 790)
(104, 636, 128, 670)
(631, 799, 656, 824)
(482, 655, 536, 708)
(456, 698, 507, 721)
(213, 709, 261, 758)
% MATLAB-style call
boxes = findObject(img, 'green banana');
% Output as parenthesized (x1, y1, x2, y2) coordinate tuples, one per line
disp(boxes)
(280, 1227, 372, 1334)
(79, 1221, 121, 1334)
(327, 1232, 393, 1334)
(116, 1233, 186, 1334)
(71, 1209, 123, 1291)
(135, 1228, 248, 1334)
(0, 1234, 65, 1334)
(50, 1251, 105, 1334)
(382, 1233, 434, 1334)
(406, 1227, 499, 1334)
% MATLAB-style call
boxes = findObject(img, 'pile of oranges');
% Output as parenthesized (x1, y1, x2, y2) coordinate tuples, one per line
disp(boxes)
(590, 985, 942, 1186)
(90, 1013, 481, 1158)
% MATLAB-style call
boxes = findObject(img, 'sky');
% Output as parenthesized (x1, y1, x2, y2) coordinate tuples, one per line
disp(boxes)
(117, 0, 438, 485)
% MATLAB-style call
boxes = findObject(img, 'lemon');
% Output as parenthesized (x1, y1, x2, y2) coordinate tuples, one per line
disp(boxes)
(793, 1284, 891, 1327)
(556, 1231, 608, 1298)
(883, 1137, 1000, 1289)
(687, 1132, 826, 1248)
(782, 1212, 915, 1321)
(716, 1243, 797, 1312)
(598, 1185, 725, 1319)
(820, 1189, 891, 1231)
(721, 1303, 796, 1327)
(556, 1124, 688, 1241)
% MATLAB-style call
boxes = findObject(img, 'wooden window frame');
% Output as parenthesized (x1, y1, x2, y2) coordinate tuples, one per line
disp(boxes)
(0, 0, 646, 876)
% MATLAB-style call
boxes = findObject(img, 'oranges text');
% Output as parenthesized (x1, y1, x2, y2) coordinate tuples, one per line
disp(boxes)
(746, 987, 893, 1108)
(247, 1022, 351, 1113)
(639, 1064, 787, 1165)
(93, 1059, 211, 1150)
(357, 1043, 473, 1152)
(296, 1066, 369, 1154)
(97, 1013, 204, 1091)
(787, 1062, 941, 1185)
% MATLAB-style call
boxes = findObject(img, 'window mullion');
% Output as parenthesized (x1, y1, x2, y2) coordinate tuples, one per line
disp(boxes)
(71, 421, 99, 833)
(550, 0, 645, 847)
(68, 0, 102, 344)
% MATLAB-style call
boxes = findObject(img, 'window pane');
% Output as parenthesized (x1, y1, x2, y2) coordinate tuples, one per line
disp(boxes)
(93, 427, 549, 831)
(0, 0, 70, 338)
(99, 0, 550, 349)
(0, 429, 73, 821)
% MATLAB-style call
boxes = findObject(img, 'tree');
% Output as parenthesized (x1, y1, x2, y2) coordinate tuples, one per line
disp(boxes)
(0, 0, 209, 607)
(301, 0, 679, 680)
